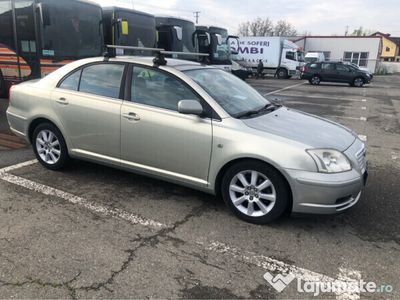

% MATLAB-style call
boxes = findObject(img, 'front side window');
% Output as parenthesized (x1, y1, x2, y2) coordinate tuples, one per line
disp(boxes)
(59, 69, 81, 91)
(336, 65, 350, 72)
(185, 68, 271, 117)
(131, 66, 199, 111)
(286, 51, 295, 60)
(79, 64, 125, 99)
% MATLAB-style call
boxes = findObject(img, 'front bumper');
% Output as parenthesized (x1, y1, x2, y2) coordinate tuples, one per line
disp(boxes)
(285, 168, 366, 214)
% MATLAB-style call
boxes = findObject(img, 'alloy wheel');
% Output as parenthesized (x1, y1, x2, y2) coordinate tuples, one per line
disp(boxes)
(354, 78, 364, 87)
(229, 170, 276, 217)
(311, 76, 320, 85)
(36, 129, 61, 165)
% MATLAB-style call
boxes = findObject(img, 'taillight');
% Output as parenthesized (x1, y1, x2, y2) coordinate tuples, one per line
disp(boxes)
(301, 66, 308, 72)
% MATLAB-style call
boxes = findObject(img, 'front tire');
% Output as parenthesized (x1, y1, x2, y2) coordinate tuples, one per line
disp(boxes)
(353, 77, 364, 87)
(32, 123, 69, 170)
(221, 161, 289, 224)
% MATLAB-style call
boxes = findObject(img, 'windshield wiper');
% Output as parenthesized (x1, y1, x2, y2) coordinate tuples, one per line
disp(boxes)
(236, 103, 279, 119)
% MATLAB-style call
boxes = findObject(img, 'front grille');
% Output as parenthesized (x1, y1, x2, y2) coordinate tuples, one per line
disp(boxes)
(355, 144, 367, 171)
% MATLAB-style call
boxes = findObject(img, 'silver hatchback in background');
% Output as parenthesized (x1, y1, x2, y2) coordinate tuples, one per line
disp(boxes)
(6, 55, 367, 224)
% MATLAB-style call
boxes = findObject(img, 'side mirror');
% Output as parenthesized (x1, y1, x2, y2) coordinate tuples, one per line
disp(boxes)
(215, 34, 223, 46)
(173, 26, 183, 41)
(121, 20, 129, 36)
(178, 100, 203, 115)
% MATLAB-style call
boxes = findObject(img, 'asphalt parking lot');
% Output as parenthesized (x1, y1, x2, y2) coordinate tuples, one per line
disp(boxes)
(0, 75, 399, 299)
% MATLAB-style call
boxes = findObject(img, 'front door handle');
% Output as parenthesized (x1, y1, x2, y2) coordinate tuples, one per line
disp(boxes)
(122, 112, 140, 121)
(56, 97, 69, 105)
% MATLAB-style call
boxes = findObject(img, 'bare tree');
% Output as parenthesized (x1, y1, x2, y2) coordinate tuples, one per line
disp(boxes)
(274, 20, 297, 36)
(238, 21, 250, 37)
(351, 26, 376, 36)
(238, 17, 274, 36)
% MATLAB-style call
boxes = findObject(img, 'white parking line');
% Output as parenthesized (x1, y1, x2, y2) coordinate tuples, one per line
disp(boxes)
(264, 82, 307, 96)
(0, 159, 38, 173)
(272, 93, 366, 102)
(0, 161, 166, 228)
(203, 241, 360, 299)
(328, 116, 367, 121)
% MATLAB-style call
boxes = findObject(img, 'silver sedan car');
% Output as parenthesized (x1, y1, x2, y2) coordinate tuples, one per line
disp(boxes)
(6, 56, 367, 224)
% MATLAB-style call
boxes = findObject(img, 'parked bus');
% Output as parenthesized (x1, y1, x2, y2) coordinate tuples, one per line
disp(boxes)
(0, 0, 103, 97)
(195, 25, 240, 71)
(155, 16, 198, 54)
(102, 6, 156, 55)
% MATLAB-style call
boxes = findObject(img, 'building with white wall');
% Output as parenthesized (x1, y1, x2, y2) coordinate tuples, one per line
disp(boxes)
(294, 36, 382, 73)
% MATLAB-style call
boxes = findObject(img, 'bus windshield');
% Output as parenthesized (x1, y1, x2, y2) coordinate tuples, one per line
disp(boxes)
(115, 11, 156, 48)
(41, 0, 103, 59)
(209, 27, 230, 64)
(181, 21, 196, 53)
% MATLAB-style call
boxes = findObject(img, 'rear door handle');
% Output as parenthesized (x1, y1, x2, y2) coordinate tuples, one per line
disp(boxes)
(56, 97, 69, 105)
(122, 112, 140, 121)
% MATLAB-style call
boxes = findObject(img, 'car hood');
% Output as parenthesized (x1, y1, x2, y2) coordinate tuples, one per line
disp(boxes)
(242, 107, 356, 151)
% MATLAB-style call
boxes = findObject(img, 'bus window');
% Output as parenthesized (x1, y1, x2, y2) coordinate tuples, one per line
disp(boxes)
(40, 0, 103, 60)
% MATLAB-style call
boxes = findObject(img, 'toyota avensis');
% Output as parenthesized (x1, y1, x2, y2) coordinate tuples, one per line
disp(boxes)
(6, 56, 368, 224)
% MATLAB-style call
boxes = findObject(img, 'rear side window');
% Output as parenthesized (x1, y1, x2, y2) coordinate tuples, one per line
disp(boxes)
(309, 63, 319, 69)
(322, 63, 335, 71)
(79, 64, 125, 99)
(59, 69, 81, 91)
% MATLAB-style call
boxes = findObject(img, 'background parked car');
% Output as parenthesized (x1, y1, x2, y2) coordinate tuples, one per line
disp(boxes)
(301, 61, 371, 87)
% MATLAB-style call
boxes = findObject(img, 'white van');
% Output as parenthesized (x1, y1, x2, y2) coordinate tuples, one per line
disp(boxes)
(305, 52, 325, 63)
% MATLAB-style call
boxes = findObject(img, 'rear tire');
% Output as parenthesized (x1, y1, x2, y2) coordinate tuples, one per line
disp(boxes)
(277, 68, 288, 79)
(0, 70, 6, 98)
(32, 123, 69, 170)
(221, 160, 289, 224)
(309, 75, 321, 85)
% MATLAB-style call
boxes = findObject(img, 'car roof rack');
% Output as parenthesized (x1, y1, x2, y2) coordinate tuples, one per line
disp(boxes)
(104, 45, 209, 66)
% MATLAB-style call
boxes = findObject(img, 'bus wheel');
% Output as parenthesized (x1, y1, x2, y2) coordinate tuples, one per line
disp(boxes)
(0, 70, 6, 98)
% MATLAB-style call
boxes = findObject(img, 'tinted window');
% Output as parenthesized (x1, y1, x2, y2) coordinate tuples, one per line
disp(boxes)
(59, 69, 81, 91)
(322, 63, 335, 71)
(336, 65, 350, 72)
(80, 64, 125, 99)
(309, 63, 319, 69)
(131, 66, 199, 111)
(116, 11, 156, 48)
(41, 0, 103, 59)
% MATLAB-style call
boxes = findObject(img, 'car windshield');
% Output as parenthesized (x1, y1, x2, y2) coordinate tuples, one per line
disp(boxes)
(184, 68, 271, 117)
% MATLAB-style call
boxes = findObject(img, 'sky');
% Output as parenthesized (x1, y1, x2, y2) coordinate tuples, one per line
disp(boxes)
(93, 0, 400, 36)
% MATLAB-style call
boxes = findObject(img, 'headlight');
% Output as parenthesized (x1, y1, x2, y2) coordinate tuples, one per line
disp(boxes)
(307, 149, 352, 173)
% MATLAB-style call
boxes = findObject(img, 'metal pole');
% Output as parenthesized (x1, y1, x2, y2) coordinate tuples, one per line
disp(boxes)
(193, 11, 200, 24)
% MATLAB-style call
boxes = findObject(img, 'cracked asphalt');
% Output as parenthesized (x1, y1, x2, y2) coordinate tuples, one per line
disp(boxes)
(0, 75, 399, 299)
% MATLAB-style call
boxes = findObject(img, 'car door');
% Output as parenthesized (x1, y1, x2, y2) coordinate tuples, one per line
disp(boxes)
(334, 64, 354, 83)
(52, 63, 126, 161)
(120, 65, 213, 187)
(320, 63, 336, 81)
